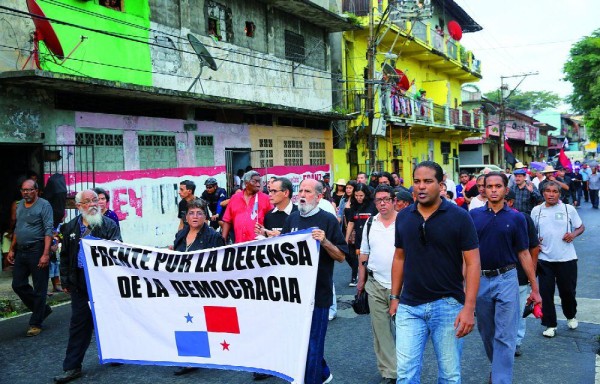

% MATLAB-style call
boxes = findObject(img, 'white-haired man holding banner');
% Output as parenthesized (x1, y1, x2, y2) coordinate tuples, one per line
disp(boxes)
(281, 178, 348, 384)
(54, 190, 121, 383)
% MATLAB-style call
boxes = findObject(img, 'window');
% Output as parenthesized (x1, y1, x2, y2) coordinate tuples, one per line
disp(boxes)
(195, 135, 214, 166)
(309, 141, 326, 165)
(138, 134, 177, 170)
(100, 0, 122, 11)
(76, 132, 124, 171)
(206, 1, 232, 42)
(283, 140, 304, 166)
(285, 30, 305, 64)
(245, 21, 255, 38)
(259, 139, 274, 168)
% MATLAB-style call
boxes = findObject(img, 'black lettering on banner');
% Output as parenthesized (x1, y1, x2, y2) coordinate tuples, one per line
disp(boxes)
(235, 246, 247, 271)
(266, 244, 285, 266)
(297, 240, 312, 266)
(211, 281, 228, 298)
(182, 281, 200, 297)
(117, 247, 132, 268)
(117, 276, 142, 298)
(154, 253, 168, 271)
(192, 280, 215, 298)
(90, 246, 102, 267)
(224, 279, 242, 299)
(144, 277, 168, 297)
(255, 245, 267, 267)
(288, 278, 301, 303)
(238, 278, 256, 300)
(222, 248, 235, 271)
(267, 276, 281, 301)
(194, 250, 219, 272)
(255, 277, 268, 300)
(170, 280, 188, 297)
(245, 245, 257, 269)
(280, 242, 298, 265)
(107, 247, 124, 266)
(96, 246, 114, 267)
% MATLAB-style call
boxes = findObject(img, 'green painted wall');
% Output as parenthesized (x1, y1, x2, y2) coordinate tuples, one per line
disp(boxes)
(36, 0, 152, 86)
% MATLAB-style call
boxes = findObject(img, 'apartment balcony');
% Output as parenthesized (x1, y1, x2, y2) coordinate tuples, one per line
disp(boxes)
(382, 89, 484, 132)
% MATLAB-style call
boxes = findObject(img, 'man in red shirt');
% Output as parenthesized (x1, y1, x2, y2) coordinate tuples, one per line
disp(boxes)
(222, 171, 272, 243)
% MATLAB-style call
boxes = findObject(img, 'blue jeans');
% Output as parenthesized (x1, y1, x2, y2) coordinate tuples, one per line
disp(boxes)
(305, 306, 330, 384)
(516, 284, 530, 346)
(476, 268, 519, 384)
(395, 297, 463, 383)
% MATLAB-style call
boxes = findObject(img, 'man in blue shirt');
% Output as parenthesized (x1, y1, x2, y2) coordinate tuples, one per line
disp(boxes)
(389, 161, 481, 383)
(470, 172, 541, 384)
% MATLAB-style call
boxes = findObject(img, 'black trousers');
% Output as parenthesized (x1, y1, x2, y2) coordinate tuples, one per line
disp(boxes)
(582, 181, 589, 202)
(346, 244, 358, 279)
(63, 284, 94, 371)
(538, 259, 578, 328)
(12, 249, 51, 327)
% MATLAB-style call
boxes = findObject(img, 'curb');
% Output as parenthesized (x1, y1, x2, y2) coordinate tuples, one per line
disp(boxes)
(0, 292, 71, 319)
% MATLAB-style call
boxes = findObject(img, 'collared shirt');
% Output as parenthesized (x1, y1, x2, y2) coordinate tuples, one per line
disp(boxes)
(514, 184, 542, 215)
(581, 167, 591, 182)
(360, 213, 395, 288)
(470, 203, 528, 270)
(222, 192, 272, 243)
(272, 200, 294, 215)
(395, 198, 479, 306)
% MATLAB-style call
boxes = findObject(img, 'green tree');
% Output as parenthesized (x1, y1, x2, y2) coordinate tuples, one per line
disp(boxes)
(563, 29, 600, 142)
(483, 89, 561, 112)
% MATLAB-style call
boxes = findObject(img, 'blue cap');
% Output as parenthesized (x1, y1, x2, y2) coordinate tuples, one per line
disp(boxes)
(513, 169, 527, 175)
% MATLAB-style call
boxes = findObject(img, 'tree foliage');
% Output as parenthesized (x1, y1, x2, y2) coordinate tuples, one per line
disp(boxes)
(563, 29, 600, 142)
(483, 89, 561, 113)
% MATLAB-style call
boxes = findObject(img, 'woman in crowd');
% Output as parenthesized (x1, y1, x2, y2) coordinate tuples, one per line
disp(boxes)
(332, 178, 347, 209)
(344, 183, 376, 287)
(93, 188, 120, 228)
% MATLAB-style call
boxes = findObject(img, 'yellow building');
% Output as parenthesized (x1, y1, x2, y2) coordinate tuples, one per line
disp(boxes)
(337, 0, 485, 183)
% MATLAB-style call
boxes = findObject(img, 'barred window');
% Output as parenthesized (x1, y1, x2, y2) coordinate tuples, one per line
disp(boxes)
(285, 30, 305, 64)
(283, 140, 303, 166)
(259, 139, 273, 168)
(138, 134, 177, 170)
(195, 135, 214, 166)
(75, 132, 124, 171)
(206, 1, 232, 42)
(309, 141, 326, 165)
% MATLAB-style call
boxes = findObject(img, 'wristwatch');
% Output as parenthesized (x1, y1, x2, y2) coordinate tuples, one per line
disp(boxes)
(389, 294, 400, 301)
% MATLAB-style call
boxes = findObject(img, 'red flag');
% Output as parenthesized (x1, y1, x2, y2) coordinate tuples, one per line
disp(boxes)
(204, 306, 240, 334)
(557, 138, 572, 170)
(504, 138, 516, 167)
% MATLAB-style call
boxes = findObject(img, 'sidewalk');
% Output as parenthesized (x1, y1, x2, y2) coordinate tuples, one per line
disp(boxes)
(0, 269, 71, 318)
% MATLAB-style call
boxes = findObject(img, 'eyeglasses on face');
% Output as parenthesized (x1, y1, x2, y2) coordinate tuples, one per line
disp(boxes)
(187, 210, 205, 217)
(419, 222, 427, 245)
(20, 188, 36, 193)
(268, 189, 283, 194)
(374, 197, 393, 204)
(80, 198, 99, 205)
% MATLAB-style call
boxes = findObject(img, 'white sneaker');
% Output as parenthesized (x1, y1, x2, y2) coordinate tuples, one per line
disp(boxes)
(328, 313, 336, 321)
(567, 318, 578, 329)
(323, 373, 333, 383)
(543, 327, 556, 338)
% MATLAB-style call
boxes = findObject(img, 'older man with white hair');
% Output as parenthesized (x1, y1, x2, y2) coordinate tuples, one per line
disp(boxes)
(54, 190, 121, 383)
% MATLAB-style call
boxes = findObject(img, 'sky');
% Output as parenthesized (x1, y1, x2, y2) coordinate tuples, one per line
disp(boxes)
(456, 0, 599, 110)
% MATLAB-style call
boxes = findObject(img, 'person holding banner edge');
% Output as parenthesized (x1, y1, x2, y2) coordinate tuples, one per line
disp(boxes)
(281, 178, 348, 384)
(54, 190, 121, 383)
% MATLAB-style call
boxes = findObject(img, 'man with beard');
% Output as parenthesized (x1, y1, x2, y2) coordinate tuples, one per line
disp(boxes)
(6, 179, 54, 337)
(222, 171, 271, 243)
(54, 190, 121, 383)
(281, 179, 348, 384)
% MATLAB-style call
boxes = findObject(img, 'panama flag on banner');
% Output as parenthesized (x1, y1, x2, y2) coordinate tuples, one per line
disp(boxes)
(80, 229, 319, 383)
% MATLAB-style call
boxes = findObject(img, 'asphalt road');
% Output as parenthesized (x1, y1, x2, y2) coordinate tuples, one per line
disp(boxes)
(1, 204, 599, 384)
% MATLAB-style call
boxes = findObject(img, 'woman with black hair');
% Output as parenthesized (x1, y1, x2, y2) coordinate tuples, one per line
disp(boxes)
(344, 183, 377, 287)
(93, 188, 120, 228)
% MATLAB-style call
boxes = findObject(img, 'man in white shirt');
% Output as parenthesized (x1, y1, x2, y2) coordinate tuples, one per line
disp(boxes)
(443, 170, 457, 200)
(531, 181, 585, 338)
(357, 185, 398, 384)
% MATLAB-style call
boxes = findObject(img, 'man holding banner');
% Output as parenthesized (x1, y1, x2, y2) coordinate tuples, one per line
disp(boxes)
(281, 178, 348, 384)
(54, 190, 121, 383)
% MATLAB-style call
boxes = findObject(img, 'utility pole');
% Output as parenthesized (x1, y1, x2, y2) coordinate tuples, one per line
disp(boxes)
(498, 72, 538, 168)
(366, 5, 376, 173)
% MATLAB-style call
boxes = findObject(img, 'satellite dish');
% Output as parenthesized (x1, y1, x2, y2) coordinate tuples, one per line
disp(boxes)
(23, 0, 85, 70)
(382, 63, 410, 91)
(187, 33, 218, 93)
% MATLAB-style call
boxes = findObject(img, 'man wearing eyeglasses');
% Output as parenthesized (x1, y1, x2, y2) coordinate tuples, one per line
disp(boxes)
(255, 177, 297, 239)
(200, 177, 228, 230)
(469, 172, 541, 383)
(54, 189, 121, 383)
(7, 179, 54, 337)
(222, 171, 272, 243)
(357, 185, 398, 384)
(389, 161, 480, 383)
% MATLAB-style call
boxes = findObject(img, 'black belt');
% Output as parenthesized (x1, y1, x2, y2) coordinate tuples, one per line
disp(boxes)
(481, 264, 516, 277)
(367, 269, 374, 277)
(16, 243, 42, 251)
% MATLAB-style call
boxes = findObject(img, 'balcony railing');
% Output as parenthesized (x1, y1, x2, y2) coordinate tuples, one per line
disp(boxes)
(342, 0, 371, 16)
(383, 88, 484, 130)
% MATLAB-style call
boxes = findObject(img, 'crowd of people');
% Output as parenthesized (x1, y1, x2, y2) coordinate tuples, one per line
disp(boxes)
(3, 158, 592, 383)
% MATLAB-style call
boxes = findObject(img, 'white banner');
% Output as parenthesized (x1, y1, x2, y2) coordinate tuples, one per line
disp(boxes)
(81, 230, 319, 383)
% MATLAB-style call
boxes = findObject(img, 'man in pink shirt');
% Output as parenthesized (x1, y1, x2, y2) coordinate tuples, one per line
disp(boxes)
(222, 170, 272, 243)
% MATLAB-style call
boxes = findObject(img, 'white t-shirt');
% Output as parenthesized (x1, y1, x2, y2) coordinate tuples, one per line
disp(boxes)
(468, 195, 487, 211)
(318, 198, 337, 217)
(445, 179, 457, 200)
(532, 176, 545, 189)
(359, 213, 396, 289)
(531, 202, 582, 262)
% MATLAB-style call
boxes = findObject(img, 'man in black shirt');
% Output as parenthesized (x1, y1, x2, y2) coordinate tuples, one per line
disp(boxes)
(256, 177, 297, 238)
(177, 180, 196, 230)
(281, 179, 347, 384)
(200, 177, 227, 230)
